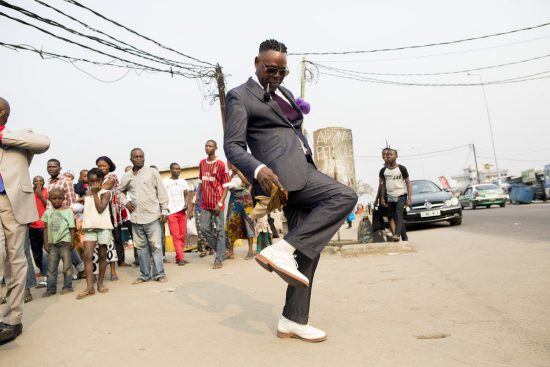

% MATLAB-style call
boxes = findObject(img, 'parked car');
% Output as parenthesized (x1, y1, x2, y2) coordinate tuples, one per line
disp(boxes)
(404, 180, 462, 226)
(459, 184, 507, 209)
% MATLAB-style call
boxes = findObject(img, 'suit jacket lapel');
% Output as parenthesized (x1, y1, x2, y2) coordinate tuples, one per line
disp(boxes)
(245, 78, 292, 127)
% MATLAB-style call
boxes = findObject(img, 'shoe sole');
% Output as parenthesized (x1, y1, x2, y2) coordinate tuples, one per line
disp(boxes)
(255, 255, 309, 288)
(277, 331, 327, 343)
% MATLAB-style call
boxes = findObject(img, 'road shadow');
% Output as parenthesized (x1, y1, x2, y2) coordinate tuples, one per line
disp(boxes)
(406, 222, 450, 232)
(173, 281, 277, 336)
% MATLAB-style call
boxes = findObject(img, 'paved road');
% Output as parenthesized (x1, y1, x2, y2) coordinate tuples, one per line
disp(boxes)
(408, 202, 550, 242)
(1, 205, 549, 367)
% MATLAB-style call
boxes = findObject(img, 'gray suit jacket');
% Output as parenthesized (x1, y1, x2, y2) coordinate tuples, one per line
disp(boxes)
(0, 129, 50, 224)
(224, 78, 314, 192)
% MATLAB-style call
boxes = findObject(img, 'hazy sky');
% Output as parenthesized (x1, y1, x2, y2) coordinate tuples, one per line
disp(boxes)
(2, 0, 549, 188)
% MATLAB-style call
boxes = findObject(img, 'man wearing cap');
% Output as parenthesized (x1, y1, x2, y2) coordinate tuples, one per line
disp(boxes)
(0, 97, 50, 344)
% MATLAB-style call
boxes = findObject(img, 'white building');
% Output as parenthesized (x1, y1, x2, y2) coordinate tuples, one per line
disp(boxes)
(452, 164, 509, 191)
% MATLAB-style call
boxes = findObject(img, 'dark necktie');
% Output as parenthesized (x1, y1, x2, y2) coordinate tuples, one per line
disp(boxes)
(270, 91, 312, 159)
(270, 92, 300, 124)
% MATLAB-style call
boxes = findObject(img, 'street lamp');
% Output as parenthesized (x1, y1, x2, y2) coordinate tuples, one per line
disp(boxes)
(468, 73, 501, 184)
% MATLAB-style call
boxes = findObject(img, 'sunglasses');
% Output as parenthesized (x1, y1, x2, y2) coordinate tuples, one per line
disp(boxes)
(261, 62, 290, 76)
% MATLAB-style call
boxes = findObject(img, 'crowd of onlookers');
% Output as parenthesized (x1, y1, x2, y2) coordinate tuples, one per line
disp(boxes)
(1, 139, 280, 304)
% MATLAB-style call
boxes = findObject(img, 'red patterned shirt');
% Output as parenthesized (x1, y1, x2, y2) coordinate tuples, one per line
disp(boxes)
(199, 158, 230, 210)
(46, 175, 76, 209)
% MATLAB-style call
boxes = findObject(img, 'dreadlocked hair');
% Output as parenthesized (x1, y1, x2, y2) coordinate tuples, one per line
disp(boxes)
(259, 39, 287, 54)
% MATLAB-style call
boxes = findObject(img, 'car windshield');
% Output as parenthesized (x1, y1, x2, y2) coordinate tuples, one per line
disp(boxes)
(477, 184, 499, 191)
(412, 181, 441, 195)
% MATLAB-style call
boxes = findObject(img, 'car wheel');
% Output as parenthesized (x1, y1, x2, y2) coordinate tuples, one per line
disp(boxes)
(449, 218, 462, 226)
(500, 203, 506, 208)
(486, 205, 491, 209)
(471, 203, 477, 210)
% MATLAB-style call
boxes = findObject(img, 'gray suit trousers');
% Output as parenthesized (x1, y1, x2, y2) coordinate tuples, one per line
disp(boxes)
(282, 164, 357, 324)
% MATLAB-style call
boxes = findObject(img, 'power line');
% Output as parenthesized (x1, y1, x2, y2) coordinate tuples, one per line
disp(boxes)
(0, 11, 205, 78)
(0, 1, 207, 73)
(317, 69, 550, 87)
(289, 21, 550, 56)
(309, 34, 550, 63)
(31, 0, 203, 69)
(356, 144, 470, 159)
(62, 0, 214, 66)
(0, 41, 201, 78)
(308, 52, 550, 77)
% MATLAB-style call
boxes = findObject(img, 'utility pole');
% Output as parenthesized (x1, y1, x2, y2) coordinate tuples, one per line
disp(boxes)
(215, 64, 226, 130)
(468, 73, 501, 183)
(471, 143, 481, 184)
(300, 57, 306, 99)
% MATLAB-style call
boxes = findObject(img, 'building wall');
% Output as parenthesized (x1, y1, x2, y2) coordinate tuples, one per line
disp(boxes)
(159, 165, 200, 189)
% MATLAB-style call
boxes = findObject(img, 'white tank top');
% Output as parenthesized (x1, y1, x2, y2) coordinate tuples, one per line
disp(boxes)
(83, 189, 113, 230)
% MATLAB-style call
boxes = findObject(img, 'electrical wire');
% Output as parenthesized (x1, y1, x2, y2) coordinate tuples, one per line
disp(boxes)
(308, 52, 550, 77)
(69, 60, 132, 83)
(62, 0, 214, 66)
(32, 0, 204, 69)
(0, 11, 203, 78)
(0, 41, 195, 77)
(0, 1, 207, 73)
(289, 21, 550, 56)
(317, 69, 550, 87)
(308, 34, 550, 63)
(356, 145, 470, 159)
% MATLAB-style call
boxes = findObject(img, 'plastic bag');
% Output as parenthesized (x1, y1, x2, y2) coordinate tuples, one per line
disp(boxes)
(187, 218, 198, 237)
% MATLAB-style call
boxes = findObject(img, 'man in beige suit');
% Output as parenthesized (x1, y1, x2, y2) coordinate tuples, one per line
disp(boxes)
(0, 97, 50, 344)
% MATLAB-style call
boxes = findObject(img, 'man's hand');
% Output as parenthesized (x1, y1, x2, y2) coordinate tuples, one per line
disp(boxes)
(257, 166, 284, 195)
(69, 241, 75, 250)
(160, 214, 167, 223)
(44, 243, 50, 253)
(381, 199, 388, 207)
(406, 197, 412, 207)
(214, 202, 223, 216)
(126, 201, 136, 213)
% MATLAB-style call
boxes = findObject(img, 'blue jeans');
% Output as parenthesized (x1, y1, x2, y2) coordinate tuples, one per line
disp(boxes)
(43, 247, 84, 281)
(199, 210, 226, 263)
(46, 242, 73, 293)
(132, 220, 166, 281)
(24, 229, 37, 289)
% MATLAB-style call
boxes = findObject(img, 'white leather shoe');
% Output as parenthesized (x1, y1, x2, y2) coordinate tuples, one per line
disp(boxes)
(255, 246, 309, 287)
(277, 316, 327, 343)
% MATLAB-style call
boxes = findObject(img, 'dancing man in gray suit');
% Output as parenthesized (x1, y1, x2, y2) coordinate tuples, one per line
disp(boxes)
(224, 40, 357, 343)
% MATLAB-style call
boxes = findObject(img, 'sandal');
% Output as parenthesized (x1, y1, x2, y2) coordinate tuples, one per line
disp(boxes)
(111, 275, 119, 281)
(199, 251, 207, 258)
(23, 290, 33, 303)
(76, 289, 95, 299)
(245, 253, 254, 260)
(97, 286, 109, 294)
